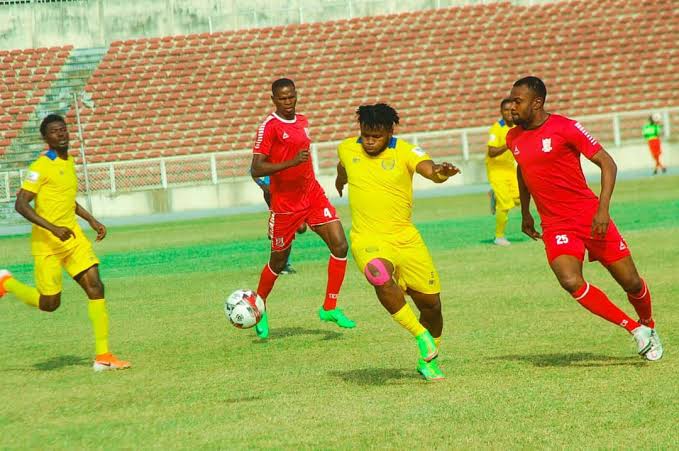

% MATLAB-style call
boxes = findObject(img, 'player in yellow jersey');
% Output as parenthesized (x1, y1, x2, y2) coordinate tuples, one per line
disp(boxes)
(335, 104, 460, 381)
(486, 98, 519, 246)
(0, 114, 130, 372)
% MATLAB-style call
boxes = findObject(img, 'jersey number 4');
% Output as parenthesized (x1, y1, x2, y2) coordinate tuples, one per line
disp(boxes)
(323, 208, 332, 218)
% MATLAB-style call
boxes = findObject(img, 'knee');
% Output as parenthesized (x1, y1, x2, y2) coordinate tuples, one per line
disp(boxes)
(623, 276, 643, 294)
(364, 259, 392, 287)
(269, 254, 288, 274)
(558, 275, 585, 294)
(332, 238, 348, 259)
(40, 294, 61, 312)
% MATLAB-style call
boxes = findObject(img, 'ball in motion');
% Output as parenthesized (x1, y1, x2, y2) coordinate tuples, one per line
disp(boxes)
(225, 289, 265, 329)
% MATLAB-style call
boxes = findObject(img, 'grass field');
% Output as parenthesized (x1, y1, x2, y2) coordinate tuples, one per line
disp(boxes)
(1, 176, 678, 449)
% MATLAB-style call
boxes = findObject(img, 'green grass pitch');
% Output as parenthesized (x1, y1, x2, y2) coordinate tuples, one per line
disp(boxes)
(1, 176, 677, 448)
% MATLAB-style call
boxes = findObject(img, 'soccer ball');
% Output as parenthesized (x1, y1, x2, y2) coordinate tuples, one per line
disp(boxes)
(225, 289, 265, 329)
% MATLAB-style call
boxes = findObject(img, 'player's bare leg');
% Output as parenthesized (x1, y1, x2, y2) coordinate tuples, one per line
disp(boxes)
(75, 265, 130, 371)
(605, 256, 663, 360)
(407, 289, 443, 346)
(312, 221, 355, 328)
(365, 258, 443, 381)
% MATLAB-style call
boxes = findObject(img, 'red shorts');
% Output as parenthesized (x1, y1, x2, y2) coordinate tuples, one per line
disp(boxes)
(647, 138, 662, 157)
(268, 193, 339, 251)
(542, 217, 631, 266)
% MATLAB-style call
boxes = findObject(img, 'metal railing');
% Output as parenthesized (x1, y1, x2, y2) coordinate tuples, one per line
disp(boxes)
(0, 107, 677, 206)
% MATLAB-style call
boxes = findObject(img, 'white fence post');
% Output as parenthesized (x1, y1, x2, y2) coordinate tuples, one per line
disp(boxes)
(210, 154, 218, 184)
(109, 163, 116, 193)
(613, 113, 621, 147)
(461, 130, 470, 161)
(160, 159, 168, 189)
(311, 143, 320, 175)
(662, 110, 671, 139)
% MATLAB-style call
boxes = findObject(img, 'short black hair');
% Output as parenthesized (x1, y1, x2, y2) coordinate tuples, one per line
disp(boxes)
(500, 98, 513, 109)
(40, 114, 66, 137)
(513, 76, 547, 102)
(271, 78, 295, 95)
(356, 103, 400, 131)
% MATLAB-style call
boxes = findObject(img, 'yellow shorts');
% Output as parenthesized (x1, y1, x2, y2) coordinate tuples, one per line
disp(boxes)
(34, 238, 100, 295)
(350, 230, 440, 294)
(488, 172, 519, 212)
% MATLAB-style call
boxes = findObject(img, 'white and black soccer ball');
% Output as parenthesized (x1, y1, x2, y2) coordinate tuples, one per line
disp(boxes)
(225, 289, 265, 329)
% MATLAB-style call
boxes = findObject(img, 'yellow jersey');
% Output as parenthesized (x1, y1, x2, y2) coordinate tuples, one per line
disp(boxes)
(338, 136, 430, 240)
(485, 119, 516, 174)
(21, 150, 85, 256)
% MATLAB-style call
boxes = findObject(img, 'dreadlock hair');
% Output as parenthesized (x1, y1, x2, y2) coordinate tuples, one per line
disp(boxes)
(500, 97, 513, 109)
(513, 76, 547, 103)
(271, 78, 295, 95)
(356, 103, 400, 131)
(40, 113, 66, 137)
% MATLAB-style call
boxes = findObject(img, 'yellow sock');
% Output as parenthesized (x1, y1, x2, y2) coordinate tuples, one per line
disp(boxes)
(495, 209, 509, 238)
(391, 304, 426, 337)
(434, 337, 441, 349)
(4, 277, 40, 308)
(88, 299, 110, 356)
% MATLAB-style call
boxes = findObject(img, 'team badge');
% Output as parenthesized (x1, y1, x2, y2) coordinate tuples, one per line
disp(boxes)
(282, 132, 289, 140)
(352, 157, 361, 164)
(513, 146, 520, 155)
(26, 171, 40, 182)
(541, 138, 552, 153)
(381, 159, 395, 170)
(275, 237, 284, 247)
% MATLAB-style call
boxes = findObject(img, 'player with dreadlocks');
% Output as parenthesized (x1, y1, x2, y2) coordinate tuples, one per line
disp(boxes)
(335, 103, 460, 381)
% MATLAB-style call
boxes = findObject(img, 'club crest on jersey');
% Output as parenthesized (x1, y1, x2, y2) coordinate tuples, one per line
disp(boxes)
(381, 159, 395, 170)
(541, 138, 552, 153)
(352, 157, 361, 164)
(275, 237, 284, 247)
(304, 127, 310, 138)
(513, 145, 520, 155)
(282, 132, 289, 140)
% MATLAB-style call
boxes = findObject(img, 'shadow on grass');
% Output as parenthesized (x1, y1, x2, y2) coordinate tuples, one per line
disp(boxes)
(33, 355, 89, 371)
(251, 326, 343, 344)
(221, 395, 263, 405)
(492, 352, 645, 368)
(331, 367, 417, 386)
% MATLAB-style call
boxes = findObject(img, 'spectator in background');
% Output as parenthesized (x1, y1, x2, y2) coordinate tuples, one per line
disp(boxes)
(642, 113, 666, 175)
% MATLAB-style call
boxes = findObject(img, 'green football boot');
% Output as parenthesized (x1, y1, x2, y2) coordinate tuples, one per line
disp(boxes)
(318, 307, 356, 328)
(417, 358, 445, 382)
(255, 311, 269, 339)
(415, 330, 438, 362)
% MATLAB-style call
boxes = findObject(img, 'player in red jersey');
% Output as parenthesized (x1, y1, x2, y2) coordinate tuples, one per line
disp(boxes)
(507, 76, 662, 361)
(250, 78, 355, 338)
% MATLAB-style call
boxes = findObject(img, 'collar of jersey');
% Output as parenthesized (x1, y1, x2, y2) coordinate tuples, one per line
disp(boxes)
(356, 137, 398, 148)
(45, 149, 58, 160)
(272, 112, 296, 124)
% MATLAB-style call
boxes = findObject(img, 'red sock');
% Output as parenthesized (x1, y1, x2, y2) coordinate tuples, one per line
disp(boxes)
(627, 278, 654, 328)
(323, 254, 347, 310)
(572, 282, 639, 333)
(256, 264, 278, 303)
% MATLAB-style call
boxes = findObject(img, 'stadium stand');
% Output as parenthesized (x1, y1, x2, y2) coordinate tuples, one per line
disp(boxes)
(1, 0, 677, 167)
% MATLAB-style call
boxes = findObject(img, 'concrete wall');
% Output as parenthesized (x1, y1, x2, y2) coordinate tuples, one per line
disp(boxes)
(79, 141, 677, 220)
(1, 0, 466, 50)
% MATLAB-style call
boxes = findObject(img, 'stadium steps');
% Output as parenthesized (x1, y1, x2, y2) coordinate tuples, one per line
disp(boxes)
(4, 47, 108, 170)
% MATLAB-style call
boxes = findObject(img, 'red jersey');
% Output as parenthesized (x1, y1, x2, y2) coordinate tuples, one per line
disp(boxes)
(506, 114, 603, 227)
(253, 112, 322, 212)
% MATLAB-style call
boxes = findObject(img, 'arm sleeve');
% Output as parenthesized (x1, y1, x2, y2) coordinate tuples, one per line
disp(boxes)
(20, 159, 46, 194)
(487, 123, 502, 147)
(405, 145, 432, 173)
(567, 120, 603, 159)
(253, 120, 274, 156)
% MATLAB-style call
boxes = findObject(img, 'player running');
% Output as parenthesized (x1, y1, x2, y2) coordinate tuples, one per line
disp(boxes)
(0, 114, 130, 371)
(486, 98, 519, 246)
(250, 78, 355, 339)
(335, 103, 460, 381)
(507, 76, 663, 360)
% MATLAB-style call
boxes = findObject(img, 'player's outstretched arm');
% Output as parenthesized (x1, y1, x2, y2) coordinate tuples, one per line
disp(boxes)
(517, 167, 541, 240)
(15, 189, 75, 241)
(487, 144, 508, 158)
(588, 149, 617, 238)
(250, 151, 309, 177)
(415, 160, 461, 184)
(335, 162, 348, 197)
(76, 202, 107, 241)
